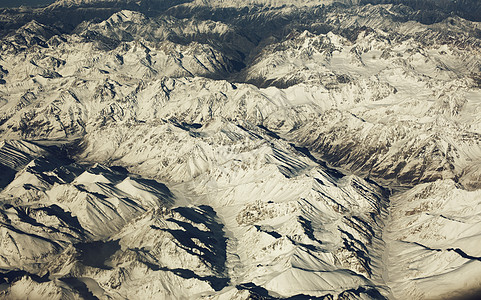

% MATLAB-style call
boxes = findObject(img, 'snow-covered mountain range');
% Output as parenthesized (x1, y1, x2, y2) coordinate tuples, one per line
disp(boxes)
(0, 0, 480, 299)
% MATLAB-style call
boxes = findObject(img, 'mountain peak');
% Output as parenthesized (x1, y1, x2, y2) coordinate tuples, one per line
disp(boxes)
(107, 10, 147, 24)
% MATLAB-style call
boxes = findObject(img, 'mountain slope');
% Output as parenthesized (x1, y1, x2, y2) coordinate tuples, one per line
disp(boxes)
(0, 1, 480, 299)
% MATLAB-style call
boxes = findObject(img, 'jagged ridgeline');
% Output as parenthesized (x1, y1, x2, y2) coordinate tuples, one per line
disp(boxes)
(0, 0, 481, 299)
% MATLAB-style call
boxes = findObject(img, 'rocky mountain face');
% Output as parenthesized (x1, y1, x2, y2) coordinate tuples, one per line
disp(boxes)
(0, 0, 480, 299)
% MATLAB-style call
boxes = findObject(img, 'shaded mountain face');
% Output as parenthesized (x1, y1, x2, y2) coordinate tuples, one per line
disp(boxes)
(0, 0, 480, 39)
(361, 0, 481, 22)
(0, 0, 481, 300)
(0, 0, 56, 8)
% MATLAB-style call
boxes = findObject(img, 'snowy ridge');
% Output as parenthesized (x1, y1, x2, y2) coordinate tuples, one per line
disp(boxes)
(384, 180, 481, 299)
(47, 0, 138, 8)
(48, 0, 359, 9)
(183, 0, 360, 8)
(0, 132, 389, 299)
